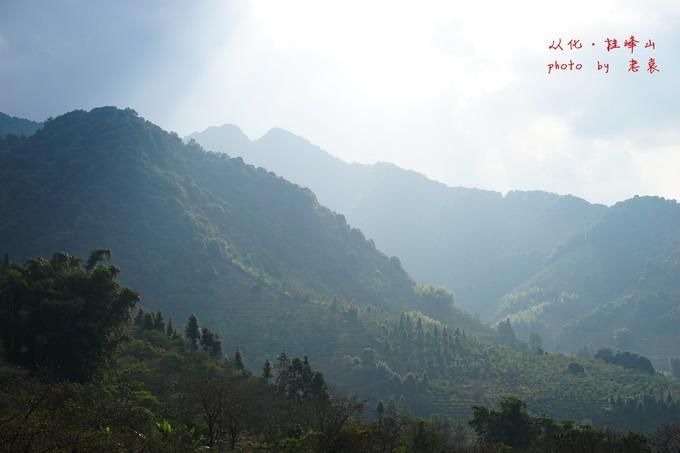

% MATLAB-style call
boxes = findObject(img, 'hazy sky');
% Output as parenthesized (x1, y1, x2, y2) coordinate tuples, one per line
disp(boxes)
(1, 0, 679, 205)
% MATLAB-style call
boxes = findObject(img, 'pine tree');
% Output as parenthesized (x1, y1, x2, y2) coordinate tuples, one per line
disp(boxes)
(262, 359, 272, 382)
(185, 314, 200, 351)
(497, 319, 516, 345)
(143, 312, 154, 330)
(234, 349, 245, 374)
(200, 327, 223, 358)
(309, 371, 327, 400)
(153, 311, 165, 331)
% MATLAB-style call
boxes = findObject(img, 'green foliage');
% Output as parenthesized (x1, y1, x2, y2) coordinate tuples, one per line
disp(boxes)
(275, 355, 328, 401)
(567, 362, 585, 375)
(470, 397, 659, 452)
(2, 108, 679, 437)
(504, 197, 680, 362)
(0, 250, 138, 381)
(185, 314, 200, 351)
(470, 397, 539, 448)
(200, 327, 223, 358)
(233, 348, 245, 374)
(1, 315, 676, 451)
(595, 347, 655, 374)
(262, 359, 273, 381)
(605, 393, 680, 433)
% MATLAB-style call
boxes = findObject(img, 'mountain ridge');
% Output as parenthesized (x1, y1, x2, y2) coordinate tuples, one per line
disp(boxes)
(2, 107, 678, 424)
(189, 123, 608, 318)
(189, 123, 680, 368)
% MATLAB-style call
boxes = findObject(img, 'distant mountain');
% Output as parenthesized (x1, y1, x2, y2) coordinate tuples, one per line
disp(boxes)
(189, 125, 607, 319)
(0, 112, 42, 137)
(186, 123, 250, 154)
(501, 196, 680, 366)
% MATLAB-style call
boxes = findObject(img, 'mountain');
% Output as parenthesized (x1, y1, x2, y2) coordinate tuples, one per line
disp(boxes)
(188, 125, 680, 369)
(0, 112, 42, 137)
(188, 125, 607, 319)
(0, 106, 485, 411)
(0, 107, 466, 320)
(501, 196, 680, 366)
(186, 123, 251, 154)
(2, 107, 677, 425)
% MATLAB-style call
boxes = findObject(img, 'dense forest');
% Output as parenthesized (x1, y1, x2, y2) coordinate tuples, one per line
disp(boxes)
(1, 108, 680, 450)
(189, 124, 680, 370)
(1, 250, 679, 452)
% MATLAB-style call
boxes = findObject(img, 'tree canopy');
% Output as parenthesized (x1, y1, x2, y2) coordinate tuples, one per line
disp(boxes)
(0, 249, 138, 381)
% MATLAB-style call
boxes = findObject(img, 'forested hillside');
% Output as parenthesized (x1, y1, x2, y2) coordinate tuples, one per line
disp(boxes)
(2, 108, 678, 428)
(0, 107, 487, 414)
(3, 250, 676, 452)
(189, 125, 680, 368)
(502, 196, 680, 365)
(188, 125, 607, 319)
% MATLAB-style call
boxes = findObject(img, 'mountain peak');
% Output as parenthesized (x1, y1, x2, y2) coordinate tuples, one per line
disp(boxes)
(258, 127, 311, 147)
(185, 123, 250, 155)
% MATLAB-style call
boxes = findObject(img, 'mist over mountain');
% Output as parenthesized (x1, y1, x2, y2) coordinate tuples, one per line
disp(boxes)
(188, 126, 607, 318)
(0, 107, 488, 412)
(0, 107, 437, 319)
(3, 107, 676, 432)
(4, 0, 680, 448)
(503, 196, 680, 364)
(189, 124, 680, 367)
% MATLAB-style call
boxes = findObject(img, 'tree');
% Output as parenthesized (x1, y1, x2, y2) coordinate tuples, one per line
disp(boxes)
(469, 397, 539, 449)
(595, 347, 614, 363)
(262, 359, 272, 382)
(376, 400, 385, 421)
(200, 327, 223, 358)
(185, 314, 200, 351)
(497, 319, 518, 346)
(595, 348, 655, 374)
(85, 248, 112, 272)
(143, 312, 154, 330)
(306, 394, 364, 452)
(654, 424, 680, 453)
(0, 250, 139, 381)
(234, 349, 245, 375)
(153, 311, 165, 331)
(567, 362, 585, 375)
